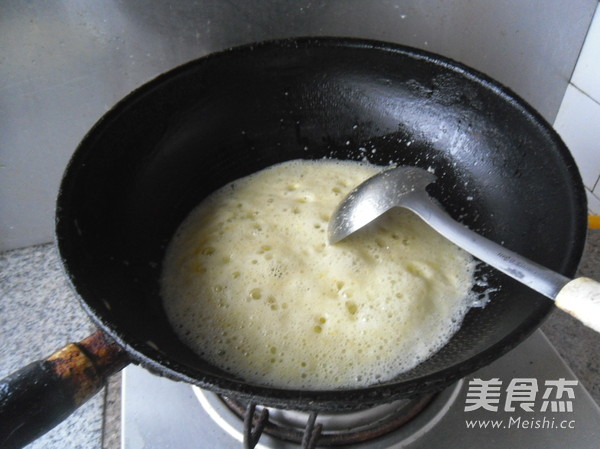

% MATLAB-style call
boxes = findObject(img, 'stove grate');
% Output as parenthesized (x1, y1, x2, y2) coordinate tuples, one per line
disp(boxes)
(222, 394, 436, 448)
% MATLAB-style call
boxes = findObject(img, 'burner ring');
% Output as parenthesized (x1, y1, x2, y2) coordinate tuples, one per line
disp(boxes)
(221, 393, 436, 447)
(193, 380, 464, 448)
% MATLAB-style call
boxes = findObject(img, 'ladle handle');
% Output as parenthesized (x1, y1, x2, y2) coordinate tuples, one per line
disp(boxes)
(555, 277, 600, 333)
(407, 195, 600, 334)
(0, 331, 128, 449)
(405, 193, 571, 299)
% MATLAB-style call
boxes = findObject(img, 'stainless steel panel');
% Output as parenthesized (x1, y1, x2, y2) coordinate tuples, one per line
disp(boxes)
(1, 0, 596, 250)
(121, 330, 600, 448)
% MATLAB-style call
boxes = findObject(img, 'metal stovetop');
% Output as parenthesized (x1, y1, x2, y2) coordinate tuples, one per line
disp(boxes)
(121, 330, 600, 448)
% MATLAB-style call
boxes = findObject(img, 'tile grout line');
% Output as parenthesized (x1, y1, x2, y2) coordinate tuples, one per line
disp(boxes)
(570, 83, 600, 108)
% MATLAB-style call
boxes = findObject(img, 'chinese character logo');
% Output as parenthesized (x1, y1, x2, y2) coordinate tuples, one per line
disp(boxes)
(464, 378, 578, 413)
(505, 378, 538, 412)
(540, 379, 577, 412)
(465, 378, 503, 412)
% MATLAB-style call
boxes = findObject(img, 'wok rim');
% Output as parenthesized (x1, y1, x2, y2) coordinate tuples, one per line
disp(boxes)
(56, 36, 588, 410)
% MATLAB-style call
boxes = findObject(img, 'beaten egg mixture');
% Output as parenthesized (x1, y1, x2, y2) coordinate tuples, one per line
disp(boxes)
(161, 159, 476, 389)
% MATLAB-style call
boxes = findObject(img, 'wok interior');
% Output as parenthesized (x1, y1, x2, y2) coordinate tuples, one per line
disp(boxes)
(57, 39, 586, 408)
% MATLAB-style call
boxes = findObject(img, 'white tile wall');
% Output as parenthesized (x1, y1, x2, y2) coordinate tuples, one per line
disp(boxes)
(554, 85, 600, 190)
(589, 186, 600, 212)
(554, 3, 600, 214)
(572, 2, 600, 104)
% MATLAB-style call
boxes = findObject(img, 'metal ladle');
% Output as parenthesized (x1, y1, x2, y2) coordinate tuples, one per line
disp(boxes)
(328, 165, 600, 332)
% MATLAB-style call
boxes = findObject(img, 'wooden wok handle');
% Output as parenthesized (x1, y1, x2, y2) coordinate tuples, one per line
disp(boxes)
(555, 277, 600, 333)
(0, 331, 129, 449)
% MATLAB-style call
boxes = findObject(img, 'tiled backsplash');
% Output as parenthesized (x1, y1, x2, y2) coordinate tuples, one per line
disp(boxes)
(554, 3, 600, 214)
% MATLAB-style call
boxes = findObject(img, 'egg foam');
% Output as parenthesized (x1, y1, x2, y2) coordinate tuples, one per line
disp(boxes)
(160, 159, 476, 389)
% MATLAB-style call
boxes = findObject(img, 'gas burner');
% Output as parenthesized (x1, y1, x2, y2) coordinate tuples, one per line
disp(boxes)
(123, 332, 600, 449)
(193, 381, 463, 448)
(219, 393, 436, 448)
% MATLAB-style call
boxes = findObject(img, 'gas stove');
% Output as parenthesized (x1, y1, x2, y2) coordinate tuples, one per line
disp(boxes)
(122, 330, 600, 448)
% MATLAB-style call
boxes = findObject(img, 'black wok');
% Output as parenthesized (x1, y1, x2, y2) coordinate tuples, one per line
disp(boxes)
(0, 37, 587, 447)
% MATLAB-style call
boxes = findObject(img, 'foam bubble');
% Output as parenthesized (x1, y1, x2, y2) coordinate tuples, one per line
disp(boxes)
(161, 159, 478, 389)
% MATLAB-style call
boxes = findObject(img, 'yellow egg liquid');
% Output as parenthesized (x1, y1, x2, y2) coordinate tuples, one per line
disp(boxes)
(160, 159, 476, 389)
